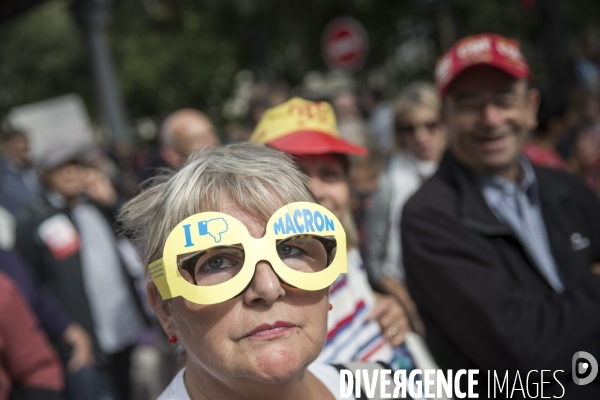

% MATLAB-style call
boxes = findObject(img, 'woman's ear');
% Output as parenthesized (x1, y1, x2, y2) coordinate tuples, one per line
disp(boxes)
(147, 281, 177, 337)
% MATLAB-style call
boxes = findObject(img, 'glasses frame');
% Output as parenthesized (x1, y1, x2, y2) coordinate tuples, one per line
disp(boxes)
(450, 90, 529, 115)
(148, 202, 347, 305)
(177, 235, 337, 286)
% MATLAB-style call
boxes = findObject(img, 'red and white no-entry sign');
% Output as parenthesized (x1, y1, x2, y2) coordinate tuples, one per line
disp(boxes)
(321, 16, 369, 72)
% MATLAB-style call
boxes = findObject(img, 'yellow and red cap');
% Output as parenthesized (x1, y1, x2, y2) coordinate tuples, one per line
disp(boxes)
(249, 97, 367, 155)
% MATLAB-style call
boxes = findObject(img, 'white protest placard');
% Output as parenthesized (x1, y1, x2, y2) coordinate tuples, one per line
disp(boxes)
(7, 94, 95, 161)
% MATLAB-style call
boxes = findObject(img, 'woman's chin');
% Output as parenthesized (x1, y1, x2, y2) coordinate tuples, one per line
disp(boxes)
(243, 345, 309, 384)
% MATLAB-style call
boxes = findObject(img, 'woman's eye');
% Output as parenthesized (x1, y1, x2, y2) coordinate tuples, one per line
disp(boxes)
(208, 257, 224, 269)
(321, 170, 343, 182)
(198, 255, 238, 272)
(277, 244, 300, 257)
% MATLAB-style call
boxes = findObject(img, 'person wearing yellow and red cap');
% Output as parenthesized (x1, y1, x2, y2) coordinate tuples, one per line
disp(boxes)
(249, 98, 443, 382)
(402, 33, 600, 398)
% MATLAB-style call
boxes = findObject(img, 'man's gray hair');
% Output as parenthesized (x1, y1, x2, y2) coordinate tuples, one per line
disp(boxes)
(119, 143, 314, 269)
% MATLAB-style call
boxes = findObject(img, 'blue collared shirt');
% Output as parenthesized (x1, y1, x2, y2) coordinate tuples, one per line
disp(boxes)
(479, 158, 564, 293)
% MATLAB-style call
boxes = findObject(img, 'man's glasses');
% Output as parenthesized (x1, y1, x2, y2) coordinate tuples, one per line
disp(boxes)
(451, 92, 527, 114)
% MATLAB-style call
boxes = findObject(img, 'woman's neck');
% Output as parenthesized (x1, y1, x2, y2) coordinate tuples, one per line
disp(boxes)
(183, 362, 333, 400)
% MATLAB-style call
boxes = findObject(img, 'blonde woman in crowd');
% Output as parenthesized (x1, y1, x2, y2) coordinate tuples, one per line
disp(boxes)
(366, 82, 447, 337)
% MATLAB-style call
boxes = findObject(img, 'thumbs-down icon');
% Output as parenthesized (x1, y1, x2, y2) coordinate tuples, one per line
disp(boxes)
(198, 218, 229, 243)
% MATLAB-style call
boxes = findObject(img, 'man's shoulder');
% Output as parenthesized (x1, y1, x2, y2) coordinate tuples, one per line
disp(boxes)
(0, 159, 16, 181)
(535, 166, 598, 206)
(16, 196, 58, 228)
(403, 167, 459, 219)
(535, 165, 583, 187)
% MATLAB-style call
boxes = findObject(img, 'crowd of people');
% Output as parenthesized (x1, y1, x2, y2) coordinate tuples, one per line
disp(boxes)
(1, 31, 600, 400)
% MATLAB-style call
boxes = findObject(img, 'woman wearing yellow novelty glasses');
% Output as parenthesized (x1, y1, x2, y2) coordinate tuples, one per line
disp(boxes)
(148, 198, 346, 305)
(120, 144, 353, 400)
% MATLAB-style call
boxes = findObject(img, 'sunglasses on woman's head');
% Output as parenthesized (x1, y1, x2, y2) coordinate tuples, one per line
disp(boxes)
(396, 120, 440, 135)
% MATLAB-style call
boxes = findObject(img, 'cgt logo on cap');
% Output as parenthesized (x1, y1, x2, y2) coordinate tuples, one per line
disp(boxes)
(434, 33, 532, 97)
(572, 351, 598, 385)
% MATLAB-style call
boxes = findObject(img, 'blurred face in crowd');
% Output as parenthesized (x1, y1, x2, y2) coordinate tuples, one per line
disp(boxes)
(2, 134, 31, 167)
(295, 155, 349, 221)
(582, 95, 600, 124)
(572, 125, 600, 169)
(331, 91, 362, 124)
(150, 200, 329, 392)
(162, 110, 220, 167)
(397, 106, 446, 162)
(444, 66, 539, 178)
(46, 163, 86, 199)
(349, 156, 383, 196)
(172, 112, 219, 157)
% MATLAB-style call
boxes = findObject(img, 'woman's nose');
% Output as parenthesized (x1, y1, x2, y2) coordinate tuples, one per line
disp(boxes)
(242, 261, 286, 306)
(414, 127, 431, 145)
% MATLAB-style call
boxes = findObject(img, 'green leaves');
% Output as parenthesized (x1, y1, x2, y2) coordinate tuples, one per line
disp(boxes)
(1, 0, 598, 135)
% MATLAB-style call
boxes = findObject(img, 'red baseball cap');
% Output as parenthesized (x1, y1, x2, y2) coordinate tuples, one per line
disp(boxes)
(249, 97, 367, 156)
(434, 33, 533, 97)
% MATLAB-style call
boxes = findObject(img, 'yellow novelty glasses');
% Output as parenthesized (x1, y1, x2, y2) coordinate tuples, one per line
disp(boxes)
(148, 202, 347, 305)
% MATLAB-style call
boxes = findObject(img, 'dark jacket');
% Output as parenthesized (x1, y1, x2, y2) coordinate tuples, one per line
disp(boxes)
(14, 194, 147, 360)
(402, 152, 600, 398)
(0, 159, 41, 216)
(0, 249, 71, 341)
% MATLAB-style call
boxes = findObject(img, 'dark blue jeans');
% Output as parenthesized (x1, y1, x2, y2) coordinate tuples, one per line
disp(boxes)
(65, 366, 119, 400)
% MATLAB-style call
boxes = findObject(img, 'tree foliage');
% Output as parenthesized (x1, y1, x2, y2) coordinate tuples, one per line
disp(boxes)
(0, 0, 599, 132)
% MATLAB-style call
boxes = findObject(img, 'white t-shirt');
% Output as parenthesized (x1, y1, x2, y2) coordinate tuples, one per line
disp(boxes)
(318, 249, 412, 371)
(157, 364, 355, 400)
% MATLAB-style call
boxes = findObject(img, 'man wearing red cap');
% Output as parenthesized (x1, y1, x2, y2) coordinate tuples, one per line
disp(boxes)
(402, 33, 600, 398)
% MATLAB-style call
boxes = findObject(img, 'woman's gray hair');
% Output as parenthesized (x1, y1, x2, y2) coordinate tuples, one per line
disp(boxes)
(119, 143, 314, 269)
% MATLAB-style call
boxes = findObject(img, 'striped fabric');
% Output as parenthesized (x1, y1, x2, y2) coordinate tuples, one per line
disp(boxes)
(316, 249, 415, 371)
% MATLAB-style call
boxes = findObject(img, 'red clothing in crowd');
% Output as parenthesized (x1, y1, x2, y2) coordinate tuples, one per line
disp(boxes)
(0, 271, 64, 400)
(522, 141, 567, 170)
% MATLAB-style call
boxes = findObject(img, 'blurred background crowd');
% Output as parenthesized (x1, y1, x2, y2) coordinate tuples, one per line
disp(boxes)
(1, 0, 600, 399)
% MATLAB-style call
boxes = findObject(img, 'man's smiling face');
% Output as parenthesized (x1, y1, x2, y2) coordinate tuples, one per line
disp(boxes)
(444, 66, 539, 177)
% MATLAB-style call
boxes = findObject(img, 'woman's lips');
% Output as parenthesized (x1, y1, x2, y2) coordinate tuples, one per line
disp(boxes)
(243, 321, 297, 340)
